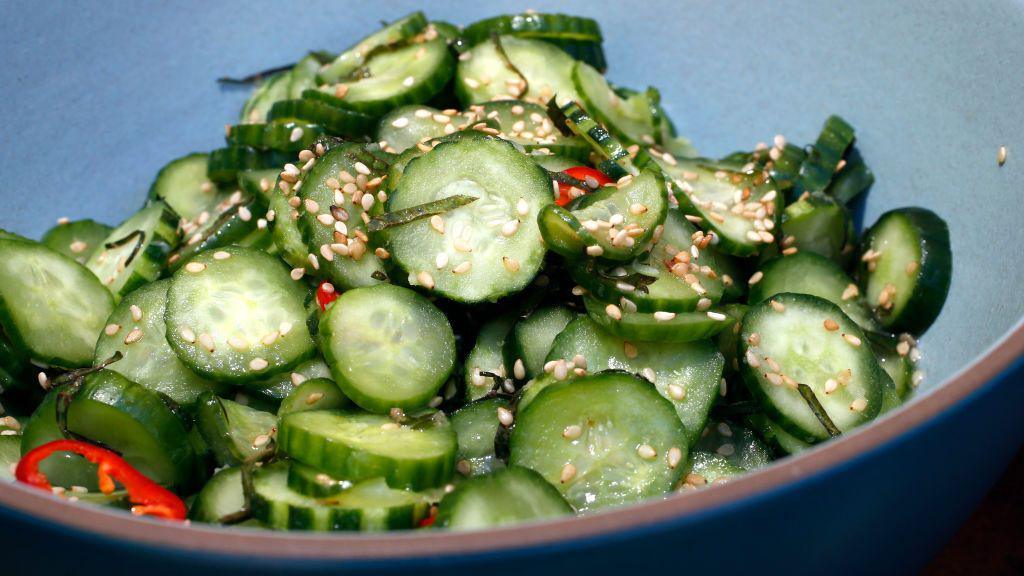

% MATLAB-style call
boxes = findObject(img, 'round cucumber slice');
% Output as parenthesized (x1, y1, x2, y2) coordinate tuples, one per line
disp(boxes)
(319, 284, 455, 413)
(510, 371, 688, 513)
(277, 410, 457, 490)
(436, 465, 573, 529)
(166, 246, 316, 383)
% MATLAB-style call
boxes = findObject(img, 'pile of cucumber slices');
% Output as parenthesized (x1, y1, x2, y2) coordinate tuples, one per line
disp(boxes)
(0, 11, 951, 531)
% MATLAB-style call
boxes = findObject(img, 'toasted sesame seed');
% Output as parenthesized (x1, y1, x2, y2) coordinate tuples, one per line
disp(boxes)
(453, 261, 472, 274)
(252, 434, 271, 448)
(198, 333, 215, 352)
(667, 447, 683, 469)
(185, 262, 206, 273)
(417, 271, 435, 289)
(553, 359, 569, 380)
(850, 398, 868, 412)
(843, 333, 862, 347)
(605, 303, 622, 320)
(104, 323, 121, 336)
(998, 145, 1007, 166)
(637, 444, 657, 459)
(499, 255, 521, 273)
(623, 342, 639, 359)
(668, 384, 686, 401)
(748, 271, 764, 285)
(69, 240, 88, 253)
(563, 425, 582, 440)
(249, 358, 269, 371)
(824, 319, 840, 331)
(841, 283, 859, 301)
(227, 336, 248, 350)
(122, 328, 143, 345)
(333, 84, 349, 98)
(304, 392, 324, 406)
(905, 261, 920, 275)
(497, 407, 514, 427)
(769, 300, 786, 313)
(560, 463, 577, 483)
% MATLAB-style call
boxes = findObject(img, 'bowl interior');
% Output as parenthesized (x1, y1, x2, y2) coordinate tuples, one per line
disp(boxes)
(1, 0, 1022, 397)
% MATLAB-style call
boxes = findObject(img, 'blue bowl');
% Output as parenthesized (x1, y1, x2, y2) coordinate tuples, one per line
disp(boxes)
(1, 1, 1022, 574)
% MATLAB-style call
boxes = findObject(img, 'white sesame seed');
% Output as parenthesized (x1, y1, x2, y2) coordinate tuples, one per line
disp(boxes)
(252, 434, 271, 448)
(402, 76, 415, 87)
(198, 333, 215, 352)
(453, 261, 472, 274)
(653, 311, 676, 322)
(745, 349, 761, 368)
(667, 447, 683, 469)
(435, 252, 449, 269)
(179, 327, 196, 343)
(850, 398, 868, 412)
(391, 117, 410, 129)
(605, 303, 622, 320)
(307, 253, 320, 270)
(185, 262, 206, 273)
(553, 360, 569, 381)
(249, 358, 269, 371)
(228, 336, 248, 350)
(586, 245, 604, 257)
(516, 197, 529, 216)
(824, 378, 839, 394)
(998, 145, 1007, 166)
(279, 321, 293, 336)
(560, 463, 577, 483)
(501, 219, 520, 237)
(843, 333, 862, 347)
(706, 311, 727, 321)
(69, 240, 88, 253)
(769, 300, 786, 313)
(497, 407, 514, 427)
(290, 372, 307, 386)
(637, 444, 657, 459)
(563, 425, 582, 440)
(513, 359, 526, 380)
(501, 256, 520, 273)
(417, 271, 435, 289)
(261, 331, 280, 346)
(429, 215, 445, 234)
(122, 328, 143, 345)
(104, 323, 121, 336)
(290, 268, 305, 281)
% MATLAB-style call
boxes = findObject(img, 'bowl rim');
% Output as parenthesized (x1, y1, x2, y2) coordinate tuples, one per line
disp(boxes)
(1, 322, 1021, 560)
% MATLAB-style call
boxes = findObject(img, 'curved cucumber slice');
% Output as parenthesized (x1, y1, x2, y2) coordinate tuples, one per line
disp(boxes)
(462, 13, 602, 45)
(207, 147, 293, 185)
(166, 246, 316, 383)
(319, 285, 454, 412)
(316, 11, 428, 85)
(781, 191, 852, 263)
(510, 371, 688, 512)
(41, 219, 112, 264)
(277, 377, 349, 416)
(538, 167, 668, 261)
(86, 202, 179, 301)
(287, 462, 352, 499)
(749, 252, 877, 331)
(858, 207, 951, 335)
(21, 391, 101, 490)
(0, 238, 114, 368)
(94, 279, 221, 407)
(268, 185, 311, 272)
(451, 397, 508, 477)
(251, 462, 429, 532)
(385, 136, 554, 303)
(195, 392, 277, 467)
(189, 466, 246, 524)
(277, 410, 457, 490)
(794, 115, 855, 195)
(867, 332, 915, 400)
(557, 99, 639, 177)
(456, 36, 578, 105)
(240, 72, 290, 124)
(312, 37, 454, 118)
(464, 315, 515, 402)
(148, 153, 220, 221)
(569, 207, 726, 313)
(266, 100, 375, 138)
(583, 295, 732, 343)
(658, 156, 782, 257)
(573, 61, 657, 145)
(227, 122, 325, 152)
(739, 293, 889, 442)
(68, 370, 196, 489)
(547, 316, 725, 445)
(505, 306, 578, 380)
(437, 465, 572, 529)
(287, 54, 324, 100)
(294, 141, 389, 289)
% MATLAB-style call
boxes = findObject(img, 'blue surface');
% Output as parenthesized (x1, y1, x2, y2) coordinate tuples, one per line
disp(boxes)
(1, 0, 1023, 573)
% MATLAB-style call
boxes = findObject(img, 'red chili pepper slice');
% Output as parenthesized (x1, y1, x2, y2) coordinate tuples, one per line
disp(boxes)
(316, 281, 338, 311)
(554, 166, 612, 207)
(15, 439, 187, 521)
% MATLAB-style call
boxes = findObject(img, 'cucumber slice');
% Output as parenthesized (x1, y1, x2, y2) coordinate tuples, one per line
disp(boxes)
(569, 207, 727, 313)
(312, 37, 454, 118)
(0, 238, 114, 368)
(319, 285, 455, 413)
(530, 152, 579, 172)
(148, 153, 220, 221)
(739, 293, 890, 442)
(437, 465, 573, 529)
(277, 410, 457, 490)
(826, 147, 874, 205)
(509, 371, 688, 512)
(0, 435, 20, 481)
(583, 295, 732, 343)
(464, 315, 515, 402)
(548, 317, 725, 445)
(189, 466, 246, 524)
(385, 136, 554, 302)
(867, 332, 915, 400)
(744, 412, 811, 456)
(207, 147, 293, 185)
(516, 373, 561, 413)
(794, 115, 855, 195)
(748, 252, 877, 331)
(657, 156, 782, 257)
(227, 122, 325, 152)
(287, 54, 324, 99)
(456, 36, 578, 105)
(451, 397, 508, 477)
(20, 391, 100, 490)
(714, 303, 748, 374)
(67, 370, 196, 488)
(41, 219, 112, 264)
(85, 202, 179, 301)
(294, 141, 389, 290)
(240, 73, 291, 124)
(505, 306, 578, 380)
(538, 167, 668, 261)
(462, 13, 602, 45)
(251, 462, 430, 532)
(195, 392, 277, 467)
(471, 100, 589, 161)
(277, 377, 349, 416)
(94, 279, 222, 407)
(166, 246, 316, 383)
(316, 12, 429, 85)
(287, 462, 352, 499)
(267, 185, 310, 271)
(693, 419, 773, 473)
(573, 61, 657, 145)
(781, 191, 852, 263)
(266, 100, 376, 138)
(858, 207, 951, 334)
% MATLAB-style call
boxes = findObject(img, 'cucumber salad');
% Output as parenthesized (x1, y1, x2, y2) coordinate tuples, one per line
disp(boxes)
(0, 11, 951, 532)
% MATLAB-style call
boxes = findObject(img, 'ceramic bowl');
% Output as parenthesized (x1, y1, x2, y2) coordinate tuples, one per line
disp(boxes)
(1, 1, 1022, 574)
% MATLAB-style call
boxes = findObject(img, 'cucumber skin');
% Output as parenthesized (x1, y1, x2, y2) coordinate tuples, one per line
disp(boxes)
(189, 466, 245, 524)
(436, 465, 573, 529)
(858, 208, 951, 335)
(584, 295, 732, 343)
(277, 410, 457, 491)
